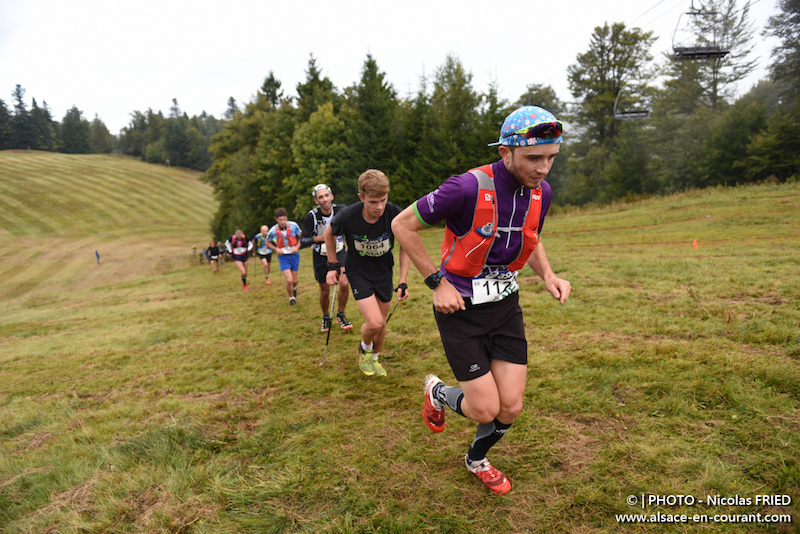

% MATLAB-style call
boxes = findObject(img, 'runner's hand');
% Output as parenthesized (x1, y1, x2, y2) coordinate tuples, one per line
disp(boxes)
(433, 278, 465, 314)
(326, 270, 339, 285)
(545, 276, 571, 304)
(397, 284, 409, 302)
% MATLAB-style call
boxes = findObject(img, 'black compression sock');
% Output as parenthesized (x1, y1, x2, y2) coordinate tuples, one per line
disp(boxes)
(467, 418, 512, 463)
(242, 276, 247, 285)
(434, 384, 466, 417)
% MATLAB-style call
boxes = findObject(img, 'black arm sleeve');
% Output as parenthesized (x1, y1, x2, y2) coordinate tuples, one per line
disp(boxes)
(300, 211, 316, 248)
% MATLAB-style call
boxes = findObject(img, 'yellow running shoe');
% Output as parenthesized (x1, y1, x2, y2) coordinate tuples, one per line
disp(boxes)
(358, 343, 374, 376)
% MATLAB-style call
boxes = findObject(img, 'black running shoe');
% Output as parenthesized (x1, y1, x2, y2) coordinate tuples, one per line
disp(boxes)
(336, 311, 353, 330)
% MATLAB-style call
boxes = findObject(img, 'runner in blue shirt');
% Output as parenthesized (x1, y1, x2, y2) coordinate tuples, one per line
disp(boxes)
(267, 208, 302, 306)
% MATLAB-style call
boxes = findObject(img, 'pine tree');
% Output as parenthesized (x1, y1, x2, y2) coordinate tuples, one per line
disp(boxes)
(261, 71, 285, 108)
(342, 53, 398, 198)
(58, 107, 93, 154)
(10, 85, 35, 149)
(428, 54, 481, 179)
(30, 99, 57, 151)
(296, 55, 338, 122)
(225, 97, 239, 120)
(0, 98, 13, 150)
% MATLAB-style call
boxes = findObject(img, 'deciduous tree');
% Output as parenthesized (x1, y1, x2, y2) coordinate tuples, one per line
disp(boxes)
(764, 0, 800, 102)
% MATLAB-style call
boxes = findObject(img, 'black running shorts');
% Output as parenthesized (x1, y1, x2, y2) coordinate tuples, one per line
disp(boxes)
(433, 291, 527, 382)
(313, 249, 347, 284)
(258, 253, 272, 263)
(347, 268, 393, 303)
(232, 253, 248, 263)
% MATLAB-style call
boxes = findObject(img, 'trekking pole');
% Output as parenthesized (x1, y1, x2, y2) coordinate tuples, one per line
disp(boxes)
(385, 283, 407, 326)
(320, 283, 338, 366)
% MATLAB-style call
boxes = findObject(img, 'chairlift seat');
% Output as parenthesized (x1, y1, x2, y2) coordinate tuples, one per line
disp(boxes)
(614, 110, 650, 120)
(673, 46, 730, 60)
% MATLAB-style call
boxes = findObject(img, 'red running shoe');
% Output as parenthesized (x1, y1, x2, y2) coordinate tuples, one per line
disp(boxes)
(243, 284, 249, 291)
(465, 455, 512, 495)
(422, 374, 445, 433)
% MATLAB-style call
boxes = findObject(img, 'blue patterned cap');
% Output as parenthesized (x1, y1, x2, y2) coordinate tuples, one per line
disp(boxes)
(489, 106, 563, 147)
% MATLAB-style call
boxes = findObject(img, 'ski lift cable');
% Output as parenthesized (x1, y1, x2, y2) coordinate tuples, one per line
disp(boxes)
(639, 0, 690, 32)
(629, 0, 672, 25)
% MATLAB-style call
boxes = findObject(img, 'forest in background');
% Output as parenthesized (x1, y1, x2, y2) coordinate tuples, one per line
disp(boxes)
(1, 0, 797, 241)
(200, 0, 800, 239)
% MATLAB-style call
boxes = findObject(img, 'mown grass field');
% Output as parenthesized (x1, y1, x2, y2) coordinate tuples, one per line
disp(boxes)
(1, 151, 798, 533)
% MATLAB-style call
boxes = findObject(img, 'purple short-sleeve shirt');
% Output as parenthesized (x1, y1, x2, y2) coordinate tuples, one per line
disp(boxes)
(413, 159, 552, 297)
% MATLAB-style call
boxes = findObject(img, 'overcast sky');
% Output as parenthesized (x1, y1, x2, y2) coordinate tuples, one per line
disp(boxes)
(0, 0, 781, 134)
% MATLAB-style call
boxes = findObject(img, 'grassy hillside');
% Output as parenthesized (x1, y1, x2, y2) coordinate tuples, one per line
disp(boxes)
(1, 154, 798, 533)
(0, 151, 215, 304)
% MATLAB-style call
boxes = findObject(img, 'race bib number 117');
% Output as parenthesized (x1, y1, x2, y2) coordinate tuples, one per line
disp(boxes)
(471, 274, 519, 305)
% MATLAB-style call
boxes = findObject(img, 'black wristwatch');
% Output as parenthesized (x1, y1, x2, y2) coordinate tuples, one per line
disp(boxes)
(424, 272, 442, 289)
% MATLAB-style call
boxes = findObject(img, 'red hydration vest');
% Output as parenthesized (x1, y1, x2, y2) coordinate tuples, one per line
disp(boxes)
(440, 165, 542, 277)
(230, 235, 248, 249)
(275, 225, 297, 248)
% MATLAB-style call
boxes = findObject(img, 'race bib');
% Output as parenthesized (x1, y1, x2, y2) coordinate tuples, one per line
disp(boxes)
(319, 238, 344, 256)
(471, 269, 519, 305)
(282, 246, 293, 254)
(233, 247, 246, 255)
(257, 247, 270, 255)
(353, 234, 391, 257)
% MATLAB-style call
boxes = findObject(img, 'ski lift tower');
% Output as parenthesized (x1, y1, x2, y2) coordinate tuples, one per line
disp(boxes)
(672, 0, 730, 60)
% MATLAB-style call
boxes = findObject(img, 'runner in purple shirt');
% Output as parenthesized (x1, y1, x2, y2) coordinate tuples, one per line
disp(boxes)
(393, 106, 572, 495)
(413, 161, 553, 297)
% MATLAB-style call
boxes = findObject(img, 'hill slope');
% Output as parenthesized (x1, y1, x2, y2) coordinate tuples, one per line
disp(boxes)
(0, 161, 798, 533)
(0, 151, 215, 303)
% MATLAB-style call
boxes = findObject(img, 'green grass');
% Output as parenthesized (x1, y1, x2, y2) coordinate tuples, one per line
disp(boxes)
(1, 152, 799, 532)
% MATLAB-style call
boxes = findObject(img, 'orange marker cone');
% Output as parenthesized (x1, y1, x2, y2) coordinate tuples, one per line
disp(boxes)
(693, 239, 698, 249)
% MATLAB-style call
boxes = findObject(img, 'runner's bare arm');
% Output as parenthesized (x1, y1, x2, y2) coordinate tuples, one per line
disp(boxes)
(526, 240, 571, 304)
(392, 206, 465, 313)
(397, 245, 410, 301)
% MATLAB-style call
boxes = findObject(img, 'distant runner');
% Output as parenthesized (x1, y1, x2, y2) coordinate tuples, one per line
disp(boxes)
(325, 169, 409, 377)
(225, 229, 252, 290)
(392, 106, 571, 495)
(301, 183, 352, 332)
(267, 208, 302, 306)
(207, 241, 220, 273)
(252, 225, 273, 286)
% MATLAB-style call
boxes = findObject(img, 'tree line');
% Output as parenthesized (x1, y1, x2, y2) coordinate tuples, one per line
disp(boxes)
(3, 0, 796, 242)
(115, 98, 225, 170)
(0, 88, 223, 171)
(0, 85, 116, 154)
(203, 0, 799, 241)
